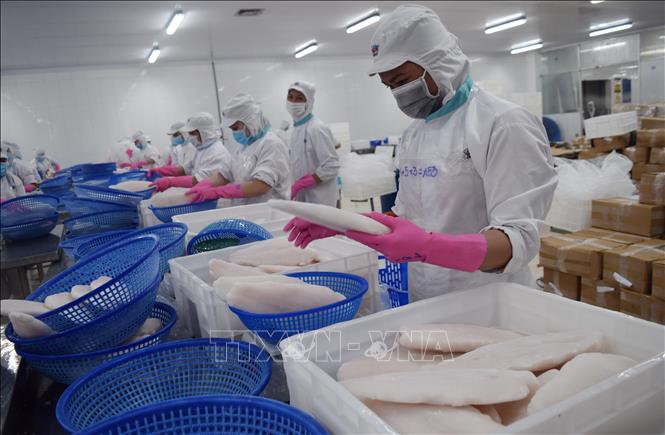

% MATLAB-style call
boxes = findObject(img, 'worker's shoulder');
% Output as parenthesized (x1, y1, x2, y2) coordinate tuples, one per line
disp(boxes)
(473, 88, 540, 129)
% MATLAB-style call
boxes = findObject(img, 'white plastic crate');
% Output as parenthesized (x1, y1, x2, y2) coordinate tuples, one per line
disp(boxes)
(168, 236, 379, 339)
(584, 111, 638, 140)
(139, 198, 231, 228)
(172, 202, 293, 244)
(280, 283, 665, 435)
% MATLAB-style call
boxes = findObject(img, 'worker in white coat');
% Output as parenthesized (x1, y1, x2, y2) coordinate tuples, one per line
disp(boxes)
(31, 148, 60, 180)
(2, 141, 39, 192)
(164, 121, 195, 167)
(187, 93, 290, 205)
(1, 144, 26, 201)
(284, 4, 557, 301)
(119, 131, 160, 170)
(149, 112, 233, 192)
(286, 81, 340, 207)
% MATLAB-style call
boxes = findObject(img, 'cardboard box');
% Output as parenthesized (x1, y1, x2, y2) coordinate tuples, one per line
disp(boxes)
(578, 149, 608, 160)
(591, 197, 665, 237)
(653, 260, 665, 301)
(591, 133, 631, 152)
(620, 290, 665, 324)
(581, 277, 619, 311)
(639, 118, 665, 131)
(635, 129, 665, 148)
(650, 148, 665, 164)
(639, 172, 665, 206)
(622, 146, 650, 163)
(540, 233, 625, 279)
(574, 228, 650, 245)
(602, 239, 665, 294)
(543, 267, 581, 300)
(632, 163, 665, 182)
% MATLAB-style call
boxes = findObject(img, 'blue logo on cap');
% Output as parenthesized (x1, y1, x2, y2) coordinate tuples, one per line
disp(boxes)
(371, 44, 379, 57)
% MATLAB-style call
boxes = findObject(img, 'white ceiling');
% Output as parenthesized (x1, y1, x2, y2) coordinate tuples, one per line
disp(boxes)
(1, 1, 664, 71)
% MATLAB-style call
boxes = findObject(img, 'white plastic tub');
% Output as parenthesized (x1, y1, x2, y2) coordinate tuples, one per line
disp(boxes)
(168, 236, 379, 338)
(584, 111, 638, 140)
(280, 283, 665, 435)
(172, 202, 293, 243)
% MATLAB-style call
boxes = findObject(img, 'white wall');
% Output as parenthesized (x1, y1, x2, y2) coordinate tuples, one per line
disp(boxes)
(1, 53, 539, 166)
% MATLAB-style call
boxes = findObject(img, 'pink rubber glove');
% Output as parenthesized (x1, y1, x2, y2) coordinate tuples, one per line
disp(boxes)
(130, 160, 148, 170)
(345, 212, 488, 272)
(54, 164, 61, 171)
(283, 218, 340, 248)
(186, 183, 244, 203)
(24, 184, 35, 193)
(150, 175, 194, 192)
(118, 162, 132, 169)
(166, 156, 173, 166)
(125, 148, 133, 159)
(148, 165, 182, 177)
(291, 174, 317, 200)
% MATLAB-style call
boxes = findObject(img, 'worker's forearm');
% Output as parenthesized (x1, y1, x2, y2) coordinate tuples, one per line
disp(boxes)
(241, 180, 271, 197)
(479, 229, 512, 271)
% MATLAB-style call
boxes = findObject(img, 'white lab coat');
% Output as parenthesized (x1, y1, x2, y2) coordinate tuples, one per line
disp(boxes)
(32, 157, 58, 180)
(183, 139, 233, 182)
(393, 85, 557, 301)
(131, 144, 161, 167)
(289, 116, 340, 207)
(229, 131, 290, 205)
(11, 159, 39, 184)
(1, 171, 26, 200)
(168, 143, 196, 167)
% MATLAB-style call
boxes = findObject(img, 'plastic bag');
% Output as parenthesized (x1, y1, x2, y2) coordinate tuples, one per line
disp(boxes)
(339, 153, 397, 200)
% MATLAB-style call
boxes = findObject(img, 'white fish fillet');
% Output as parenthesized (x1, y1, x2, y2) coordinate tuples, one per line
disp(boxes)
(527, 352, 637, 415)
(341, 368, 538, 407)
(363, 400, 505, 434)
(150, 187, 192, 207)
(257, 264, 298, 273)
(446, 331, 604, 372)
(109, 180, 153, 192)
(90, 275, 112, 290)
(226, 281, 345, 314)
(537, 369, 560, 387)
(212, 275, 302, 299)
(44, 292, 75, 310)
(494, 396, 532, 426)
(209, 259, 267, 280)
(125, 333, 150, 344)
(70, 284, 92, 299)
(475, 405, 502, 424)
(399, 324, 522, 353)
(9, 312, 54, 338)
(138, 317, 162, 335)
(0, 300, 49, 317)
(336, 348, 447, 382)
(228, 238, 320, 267)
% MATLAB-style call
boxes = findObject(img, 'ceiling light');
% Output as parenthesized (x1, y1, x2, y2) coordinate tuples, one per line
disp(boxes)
(510, 39, 543, 54)
(641, 48, 665, 56)
(659, 35, 665, 39)
(166, 7, 184, 35)
(236, 9, 265, 17)
(485, 14, 527, 34)
(589, 18, 633, 37)
(148, 43, 160, 64)
(294, 40, 318, 59)
(590, 1, 605, 4)
(346, 9, 381, 34)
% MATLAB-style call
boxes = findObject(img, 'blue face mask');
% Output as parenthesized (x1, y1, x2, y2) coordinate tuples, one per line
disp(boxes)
(37, 155, 47, 162)
(171, 136, 185, 147)
(0, 162, 7, 178)
(233, 130, 251, 147)
(135, 142, 145, 150)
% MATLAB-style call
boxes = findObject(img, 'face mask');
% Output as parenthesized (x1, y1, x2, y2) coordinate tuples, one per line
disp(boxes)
(37, 155, 46, 162)
(135, 142, 145, 150)
(189, 135, 202, 148)
(0, 162, 7, 178)
(171, 136, 185, 147)
(391, 70, 443, 119)
(286, 101, 307, 120)
(233, 130, 251, 148)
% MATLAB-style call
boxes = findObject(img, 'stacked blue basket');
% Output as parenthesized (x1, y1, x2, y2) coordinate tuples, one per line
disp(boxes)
(107, 170, 147, 185)
(56, 339, 273, 432)
(63, 209, 139, 237)
(73, 396, 328, 435)
(378, 256, 409, 308)
(60, 197, 134, 217)
(5, 235, 161, 355)
(187, 219, 273, 255)
(39, 174, 73, 198)
(73, 184, 144, 206)
(149, 199, 218, 223)
(0, 194, 60, 241)
(59, 230, 134, 260)
(229, 272, 368, 345)
(71, 163, 116, 183)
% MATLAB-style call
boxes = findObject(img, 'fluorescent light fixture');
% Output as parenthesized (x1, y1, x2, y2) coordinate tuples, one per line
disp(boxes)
(166, 7, 184, 35)
(485, 14, 527, 34)
(590, 18, 631, 31)
(148, 44, 160, 64)
(510, 39, 543, 54)
(346, 9, 381, 34)
(294, 40, 318, 58)
(641, 48, 665, 56)
(589, 18, 632, 37)
(659, 35, 665, 39)
(590, 1, 605, 4)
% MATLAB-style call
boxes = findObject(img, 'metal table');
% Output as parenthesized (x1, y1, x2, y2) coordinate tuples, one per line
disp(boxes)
(1, 225, 63, 299)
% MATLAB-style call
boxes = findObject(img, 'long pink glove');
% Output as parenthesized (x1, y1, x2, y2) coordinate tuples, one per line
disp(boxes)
(186, 183, 243, 203)
(130, 160, 148, 170)
(150, 175, 194, 192)
(125, 148, 134, 159)
(291, 174, 317, 200)
(284, 218, 339, 248)
(118, 162, 132, 169)
(345, 212, 487, 272)
(166, 156, 173, 166)
(148, 165, 182, 177)
(24, 184, 35, 193)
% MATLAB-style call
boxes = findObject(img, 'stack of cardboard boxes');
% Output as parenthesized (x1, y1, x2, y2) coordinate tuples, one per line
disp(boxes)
(540, 199, 665, 323)
(629, 129, 665, 182)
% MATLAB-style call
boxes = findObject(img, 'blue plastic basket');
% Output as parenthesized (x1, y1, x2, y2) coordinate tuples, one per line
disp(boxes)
(4, 235, 161, 355)
(59, 230, 134, 259)
(0, 212, 59, 241)
(75, 223, 187, 276)
(60, 197, 134, 217)
(149, 200, 217, 223)
(378, 255, 409, 308)
(16, 303, 176, 385)
(63, 209, 139, 237)
(72, 229, 140, 261)
(56, 338, 273, 433)
(74, 396, 328, 435)
(107, 170, 147, 185)
(230, 272, 368, 345)
(40, 175, 73, 197)
(71, 163, 116, 182)
(73, 184, 144, 206)
(187, 219, 273, 255)
(1, 194, 60, 225)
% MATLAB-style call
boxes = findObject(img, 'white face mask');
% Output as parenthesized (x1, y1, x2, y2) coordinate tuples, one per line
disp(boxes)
(286, 101, 307, 120)
(391, 70, 443, 119)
